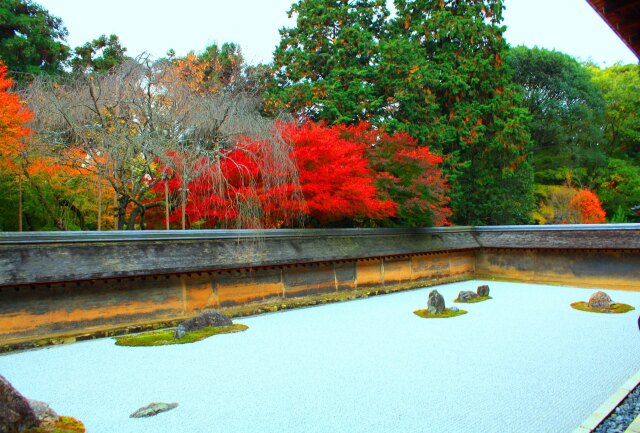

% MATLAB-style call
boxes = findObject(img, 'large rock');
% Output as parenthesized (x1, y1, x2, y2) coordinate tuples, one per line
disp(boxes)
(28, 400, 59, 427)
(427, 290, 445, 314)
(457, 291, 478, 302)
(174, 309, 232, 339)
(130, 402, 178, 418)
(0, 374, 39, 433)
(588, 291, 612, 309)
(477, 285, 490, 297)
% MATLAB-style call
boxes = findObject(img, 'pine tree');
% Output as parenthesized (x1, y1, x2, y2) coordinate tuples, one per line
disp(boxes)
(267, 0, 388, 124)
(382, 0, 534, 225)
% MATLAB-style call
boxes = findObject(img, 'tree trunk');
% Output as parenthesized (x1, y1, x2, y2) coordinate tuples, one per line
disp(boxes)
(97, 177, 102, 231)
(17, 174, 22, 232)
(181, 188, 187, 230)
(165, 179, 170, 230)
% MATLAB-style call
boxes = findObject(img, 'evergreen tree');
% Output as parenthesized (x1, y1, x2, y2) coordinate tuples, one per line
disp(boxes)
(382, 0, 534, 224)
(507, 46, 606, 187)
(70, 34, 129, 74)
(267, 0, 388, 124)
(0, 0, 69, 81)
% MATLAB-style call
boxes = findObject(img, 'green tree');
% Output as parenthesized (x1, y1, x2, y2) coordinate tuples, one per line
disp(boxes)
(590, 63, 640, 161)
(0, 0, 69, 81)
(597, 158, 640, 221)
(70, 34, 128, 74)
(506, 46, 607, 187)
(382, 0, 534, 225)
(267, 0, 388, 124)
(172, 42, 266, 95)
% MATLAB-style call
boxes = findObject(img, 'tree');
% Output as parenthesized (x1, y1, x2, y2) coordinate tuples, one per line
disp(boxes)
(0, 61, 33, 230)
(281, 121, 396, 226)
(172, 42, 267, 97)
(590, 63, 640, 161)
(70, 34, 129, 74)
(506, 46, 607, 186)
(149, 134, 304, 230)
(268, 0, 388, 124)
(533, 185, 606, 224)
(0, 0, 69, 81)
(383, 0, 534, 224)
(340, 123, 451, 226)
(569, 189, 606, 224)
(597, 158, 640, 221)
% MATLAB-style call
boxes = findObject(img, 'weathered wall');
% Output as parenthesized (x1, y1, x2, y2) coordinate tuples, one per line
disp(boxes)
(0, 251, 475, 345)
(1, 225, 638, 347)
(475, 249, 640, 290)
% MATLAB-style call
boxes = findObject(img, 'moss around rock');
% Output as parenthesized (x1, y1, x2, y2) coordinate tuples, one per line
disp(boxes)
(454, 296, 492, 304)
(114, 324, 248, 347)
(21, 416, 85, 433)
(414, 308, 467, 318)
(570, 302, 635, 314)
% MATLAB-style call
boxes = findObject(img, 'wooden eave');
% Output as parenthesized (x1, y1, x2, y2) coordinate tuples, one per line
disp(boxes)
(586, 0, 640, 59)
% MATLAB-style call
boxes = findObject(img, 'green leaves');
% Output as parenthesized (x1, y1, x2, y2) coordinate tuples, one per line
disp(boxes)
(0, 0, 69, 81)
(267, 0, 389, 124)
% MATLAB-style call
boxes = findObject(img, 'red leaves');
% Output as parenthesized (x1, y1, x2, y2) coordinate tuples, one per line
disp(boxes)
(148, 120, 450, 229)
(282, 121, 397, 225)
(569, 189, 606, 224)
(0, 62, 34, 170)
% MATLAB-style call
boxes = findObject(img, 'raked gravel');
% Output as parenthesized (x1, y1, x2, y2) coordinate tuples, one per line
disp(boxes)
(0, 281, 639, 433)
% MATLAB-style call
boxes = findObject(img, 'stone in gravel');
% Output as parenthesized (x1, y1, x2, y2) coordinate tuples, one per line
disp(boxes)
(477, 285, 490, 297)
(174, 309, 232, 339)
(458, 291, 478, 302)
(588, 291, 612, 310)
(0, 374, 39, 433)
(427, 290, 445, 314)
(28, 400, 59, 426)
(130, 402, 178, 418)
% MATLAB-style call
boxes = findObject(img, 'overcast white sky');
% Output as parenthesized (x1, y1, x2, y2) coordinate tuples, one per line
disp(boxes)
(36, 0, 638, 67)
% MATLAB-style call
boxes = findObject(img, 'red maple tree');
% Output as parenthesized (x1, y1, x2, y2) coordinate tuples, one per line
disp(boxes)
(0, 62, 34, 171)
(569, 189, 606, 224)
(281, 121, 397, 226)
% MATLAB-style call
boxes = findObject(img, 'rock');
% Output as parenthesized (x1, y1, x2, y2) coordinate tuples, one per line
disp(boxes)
(449, 307, 459, 312)
(0, 374, 39, 433)
(130, 402, 178, 418)
(477, 285, 490, 297)
(588, 291, 612, 309)
(457, 291, 478, 302)
(427, 290, 445, 314)
(28, 400, 59, 426)
(174, 309, 232, 339)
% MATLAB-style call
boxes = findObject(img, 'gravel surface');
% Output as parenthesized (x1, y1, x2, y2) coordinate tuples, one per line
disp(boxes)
(0, 281, 639, 433)
(595, 383, 640, 433)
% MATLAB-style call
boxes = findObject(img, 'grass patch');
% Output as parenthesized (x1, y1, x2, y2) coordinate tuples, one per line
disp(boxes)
(453, 295, 492, 304)
(570, 302, 635, 314)
(114, 324, 248, 347)
(414, 308, 467, 318)
(22, 416, 85, 433)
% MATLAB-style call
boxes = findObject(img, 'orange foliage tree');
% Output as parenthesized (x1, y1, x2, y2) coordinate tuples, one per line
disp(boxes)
(282, 121, 397, 226)
(0, 61, 33, 170)
(569, 189, 606, 224)
(0, 61, 33, 230)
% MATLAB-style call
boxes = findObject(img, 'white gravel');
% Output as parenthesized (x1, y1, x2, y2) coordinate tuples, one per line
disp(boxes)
(1, 281, 639, 433)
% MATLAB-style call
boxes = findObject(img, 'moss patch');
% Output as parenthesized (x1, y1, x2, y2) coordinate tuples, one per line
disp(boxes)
(453, 295, 492, 304)
(114, 324, 248, 347)
(22, 416, 85, 433)
(570, 302, 635, 314)
(414, 308, 467, 318)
